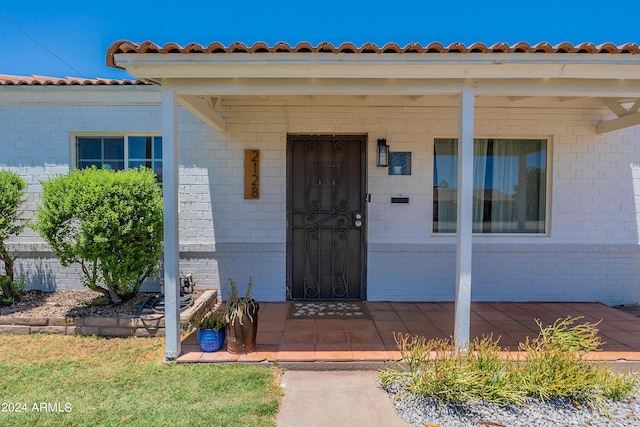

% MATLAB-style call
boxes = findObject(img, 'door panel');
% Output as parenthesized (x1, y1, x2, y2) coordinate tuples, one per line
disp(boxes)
(288, 135, 366, 300)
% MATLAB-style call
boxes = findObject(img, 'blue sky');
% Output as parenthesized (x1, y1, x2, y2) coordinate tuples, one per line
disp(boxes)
(1, 0, 639, 80)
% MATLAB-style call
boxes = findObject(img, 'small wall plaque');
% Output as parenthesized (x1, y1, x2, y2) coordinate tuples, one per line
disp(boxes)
(244, 149, 259, 199)
(388, 152, 411, 175)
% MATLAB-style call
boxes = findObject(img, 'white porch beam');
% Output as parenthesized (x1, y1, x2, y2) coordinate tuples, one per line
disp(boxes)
(509, 96, 534, 103)
(604, 99, 629, 118)
(162, 89, 181, 360)
(454, 86, 475, 350)
(159, 78, 640, 99)
(177, 94, 227, 132)
(559, 97, 588, 103)
(597, 111, 640, 134)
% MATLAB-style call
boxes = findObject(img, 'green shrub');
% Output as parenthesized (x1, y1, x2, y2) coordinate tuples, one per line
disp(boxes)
(0, 170, 28, 303)
(195, 310, 225, 331)
(35, 167, 163, 304)
(0, 275, 26, 304)
(379, 317, 638, 412)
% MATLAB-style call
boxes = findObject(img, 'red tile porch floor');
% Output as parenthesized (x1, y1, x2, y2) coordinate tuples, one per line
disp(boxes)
(177, 302, 640, 363)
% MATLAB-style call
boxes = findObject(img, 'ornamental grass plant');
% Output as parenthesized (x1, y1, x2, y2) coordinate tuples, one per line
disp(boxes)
(380, 334, 525, 406)
(518, 317, 638, 411)
(379, 316, 638, 412)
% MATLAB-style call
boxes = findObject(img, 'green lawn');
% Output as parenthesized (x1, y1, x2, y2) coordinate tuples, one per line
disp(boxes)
(0, 335, 281, 426)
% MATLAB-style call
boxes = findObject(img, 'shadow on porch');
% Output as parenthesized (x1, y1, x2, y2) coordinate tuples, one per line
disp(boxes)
(177, 302, 640, 364)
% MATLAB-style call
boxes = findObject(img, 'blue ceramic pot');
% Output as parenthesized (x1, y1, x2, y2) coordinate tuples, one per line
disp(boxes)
(197, 328, 225, 352)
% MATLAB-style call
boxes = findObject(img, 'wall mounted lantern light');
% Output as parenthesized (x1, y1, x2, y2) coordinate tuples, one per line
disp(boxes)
(377, 138, 389, 167)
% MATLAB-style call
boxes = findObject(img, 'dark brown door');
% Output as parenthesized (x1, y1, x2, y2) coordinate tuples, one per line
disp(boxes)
(287, 135, 367, 301)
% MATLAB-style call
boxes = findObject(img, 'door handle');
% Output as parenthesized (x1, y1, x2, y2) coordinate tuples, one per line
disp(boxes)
(354, 213, 363, 228)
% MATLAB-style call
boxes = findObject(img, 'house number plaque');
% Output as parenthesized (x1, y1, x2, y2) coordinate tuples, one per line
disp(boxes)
(244, 149, 260, 199)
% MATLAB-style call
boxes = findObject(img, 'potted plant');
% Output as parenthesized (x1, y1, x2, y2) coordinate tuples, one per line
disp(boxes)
(195, 310, 225, 352)
(224, 277, 259, 354)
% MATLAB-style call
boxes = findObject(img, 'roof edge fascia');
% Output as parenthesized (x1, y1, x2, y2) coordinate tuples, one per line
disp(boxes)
(0, 85, 160, 106)
(113, 52, 640, 81)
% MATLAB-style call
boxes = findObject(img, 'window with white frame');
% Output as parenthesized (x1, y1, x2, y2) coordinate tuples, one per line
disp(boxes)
(433, 138, 547, 234)
(76, 135, 163, 182)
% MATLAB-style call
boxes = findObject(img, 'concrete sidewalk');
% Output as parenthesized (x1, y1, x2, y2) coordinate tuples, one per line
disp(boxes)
(277, 370, 410, 427)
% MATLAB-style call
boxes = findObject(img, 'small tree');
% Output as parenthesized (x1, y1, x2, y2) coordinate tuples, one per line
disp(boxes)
(0, 170, 28, 303)
(35, 167, 163, 304)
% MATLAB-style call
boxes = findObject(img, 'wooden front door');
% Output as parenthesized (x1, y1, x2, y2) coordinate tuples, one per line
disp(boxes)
(287, 135, 367, 301)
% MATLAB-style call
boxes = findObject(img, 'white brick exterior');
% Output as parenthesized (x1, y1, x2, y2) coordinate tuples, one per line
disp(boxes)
(2, 86, 640, 304)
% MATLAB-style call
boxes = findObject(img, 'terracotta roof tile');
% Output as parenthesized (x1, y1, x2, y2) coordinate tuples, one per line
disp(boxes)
(105, 41, 640, 69)
(0, 74, 148, 86)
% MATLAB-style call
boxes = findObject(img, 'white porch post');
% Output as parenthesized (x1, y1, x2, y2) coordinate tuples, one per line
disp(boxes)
(454, 86, 475, 349)
(162, 89, 181, 360)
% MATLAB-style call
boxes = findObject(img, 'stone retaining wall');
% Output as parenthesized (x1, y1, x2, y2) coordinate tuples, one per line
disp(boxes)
(0, 290, 218, 337)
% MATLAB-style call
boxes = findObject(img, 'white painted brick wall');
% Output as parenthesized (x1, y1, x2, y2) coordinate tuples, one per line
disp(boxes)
(2, 91, 640, 304)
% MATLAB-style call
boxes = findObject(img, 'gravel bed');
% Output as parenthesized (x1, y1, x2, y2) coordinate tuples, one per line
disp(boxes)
(383, 381, 640, 427)
(0, 290, 153, 318)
